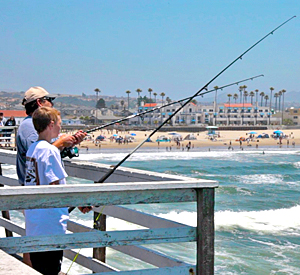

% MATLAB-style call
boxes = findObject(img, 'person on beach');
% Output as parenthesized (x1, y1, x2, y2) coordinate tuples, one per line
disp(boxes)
(24, 107, 92, 275)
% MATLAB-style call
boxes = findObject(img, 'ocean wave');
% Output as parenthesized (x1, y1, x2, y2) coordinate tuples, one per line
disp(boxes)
(235, 174, 284, 185)
(215, 205, 300, 234)
(142, 205, 300, 235)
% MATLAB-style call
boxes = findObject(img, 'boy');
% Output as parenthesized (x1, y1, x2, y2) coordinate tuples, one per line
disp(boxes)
(25, 106, 91, 275)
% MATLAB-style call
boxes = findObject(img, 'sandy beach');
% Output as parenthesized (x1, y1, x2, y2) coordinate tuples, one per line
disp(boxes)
(76, 128, 299, 151)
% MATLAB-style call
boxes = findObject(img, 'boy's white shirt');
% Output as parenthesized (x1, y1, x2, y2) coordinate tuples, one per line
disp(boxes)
(25, 140, 68, 236)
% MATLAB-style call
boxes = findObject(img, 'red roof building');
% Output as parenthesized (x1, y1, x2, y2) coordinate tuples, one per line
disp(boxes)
(143, 103, 157, 108)
(1, 110, 27, 118)
(223, 103, 253, 108)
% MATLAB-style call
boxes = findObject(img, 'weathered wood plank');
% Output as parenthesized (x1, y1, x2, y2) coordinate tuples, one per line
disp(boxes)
(85, 265, 196, 275)
(112, 245, 185, 268)
(197, 188, 215, 275)
(93, 212, 106, 263)
(0, 176, 19, 187)
(0, 217, 187, 270)
(0, 183, 207, 210)
(0, 249, 41, 275)
(0, 227, 196, 254)
(0, 149, 17, 165)
(64, 249, 119, 273)
(98, 205, 186, 228)
(0, 217, 24, 236)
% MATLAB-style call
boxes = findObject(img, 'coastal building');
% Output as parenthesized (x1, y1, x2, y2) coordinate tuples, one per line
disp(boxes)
(128, 102, 281, 126)
(91, 108, 120, 124)
(272, 107, 300, 125)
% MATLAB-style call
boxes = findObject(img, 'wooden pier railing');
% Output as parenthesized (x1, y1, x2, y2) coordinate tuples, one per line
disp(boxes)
(0, 149, 218, 275)
(0, 126, 17, 149)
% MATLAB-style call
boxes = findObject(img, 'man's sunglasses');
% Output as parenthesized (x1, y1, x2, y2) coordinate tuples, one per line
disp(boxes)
(43, 97, 55, 103)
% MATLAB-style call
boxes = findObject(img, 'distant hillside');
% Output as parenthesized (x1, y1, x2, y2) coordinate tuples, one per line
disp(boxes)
(55, 97, 95, 107)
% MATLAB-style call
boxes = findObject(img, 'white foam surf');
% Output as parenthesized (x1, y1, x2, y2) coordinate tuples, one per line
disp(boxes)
(147, 205, 300, 235)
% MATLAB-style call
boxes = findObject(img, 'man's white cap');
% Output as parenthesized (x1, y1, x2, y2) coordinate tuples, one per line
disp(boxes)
(22, 86, 56, 105)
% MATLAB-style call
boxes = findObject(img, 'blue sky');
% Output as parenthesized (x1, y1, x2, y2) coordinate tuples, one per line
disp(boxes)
(0, 1, 299, 100)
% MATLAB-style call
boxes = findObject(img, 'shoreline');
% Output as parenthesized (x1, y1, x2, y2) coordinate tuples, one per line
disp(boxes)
(75, 129, 299, 151)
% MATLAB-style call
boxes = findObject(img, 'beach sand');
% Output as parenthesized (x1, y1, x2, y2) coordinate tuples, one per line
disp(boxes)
(76, 128, 299, 150)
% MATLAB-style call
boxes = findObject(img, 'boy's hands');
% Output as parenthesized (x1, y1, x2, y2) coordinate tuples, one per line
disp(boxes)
(73, 130, 87, 145)
(53, 130, 87, 150)
(78, 206, 93, 214)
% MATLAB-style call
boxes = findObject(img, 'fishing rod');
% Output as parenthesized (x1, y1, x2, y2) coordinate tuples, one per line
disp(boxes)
(62, 74, 263, 159)
(68, 16, 296, 213)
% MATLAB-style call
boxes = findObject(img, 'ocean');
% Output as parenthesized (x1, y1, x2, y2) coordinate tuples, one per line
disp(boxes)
(2, 146, 300, 274)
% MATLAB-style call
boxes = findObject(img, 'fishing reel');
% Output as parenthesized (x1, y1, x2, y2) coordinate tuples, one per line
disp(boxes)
(61, 146, 79, 159)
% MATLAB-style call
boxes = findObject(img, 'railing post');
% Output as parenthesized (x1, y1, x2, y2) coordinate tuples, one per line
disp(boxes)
(196, 188, 215, 275)
(93, 212, 106, 266)
(0, 163, 13, 237)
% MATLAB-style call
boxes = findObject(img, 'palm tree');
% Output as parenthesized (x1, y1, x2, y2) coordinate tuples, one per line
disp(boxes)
(281, 89, 286, 124)
(94, 88, 101, 98)
(255, 89, 259, 106)
(259, 92, 265, 107)
(214, 86, 219, 126)
(227, 94, 232, 125)
(239, 86, 243, 103)
(136, 89, 142, 107)
(94, 88, 101, 125)
(278, 90, 282, 112)
(126, 90, 131, 110)
(274, 92, 279, 111)
(244, 90, 249, 103)
(233, 93, 238, 103)
(153, 92, 157, 103)
(160, 92, 165, 104)
(264, 95, 269, 107)
(160, 92, 166, 123)
(249, 91, 255, 105)
(269, 87, 274, 111)
(148, 88, 153, 103)
(166, 97, 172, 103)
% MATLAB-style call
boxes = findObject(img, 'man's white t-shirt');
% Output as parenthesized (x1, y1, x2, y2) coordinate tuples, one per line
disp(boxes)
(25, 140, 69, 236)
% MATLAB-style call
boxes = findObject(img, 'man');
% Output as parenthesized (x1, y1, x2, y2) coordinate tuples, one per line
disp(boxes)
(25, 107, 91, 275)
(16, 86, 86, 186)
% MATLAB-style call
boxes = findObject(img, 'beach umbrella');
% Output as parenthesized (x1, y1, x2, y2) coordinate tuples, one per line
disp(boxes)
(273, 130, 283, 134)
(130, 133, 136, 136)
(113, 134, 118, 137)
(249, 131, 257, 134)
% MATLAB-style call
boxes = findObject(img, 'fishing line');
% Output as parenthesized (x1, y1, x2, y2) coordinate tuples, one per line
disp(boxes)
(65, 205, 106, 275)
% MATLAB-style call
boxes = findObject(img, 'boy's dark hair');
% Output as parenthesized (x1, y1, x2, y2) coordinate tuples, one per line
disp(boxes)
(32, 107, 61, 134)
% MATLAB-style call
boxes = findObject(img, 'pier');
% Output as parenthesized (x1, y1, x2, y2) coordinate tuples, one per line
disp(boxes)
(0, 149, 218, 274)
